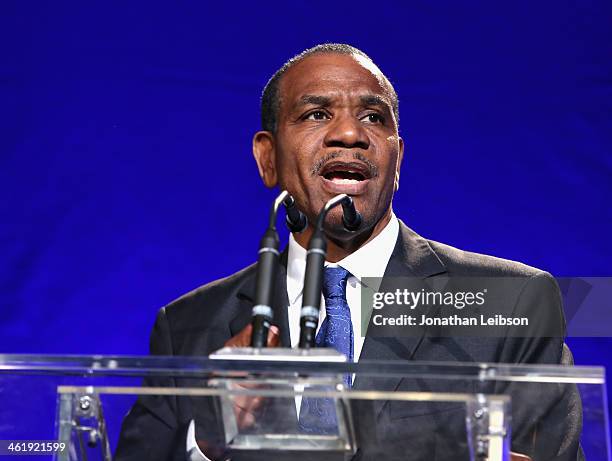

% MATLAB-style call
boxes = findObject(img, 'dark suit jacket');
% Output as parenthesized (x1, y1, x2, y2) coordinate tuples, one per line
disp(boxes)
(115, 221, 582, 461)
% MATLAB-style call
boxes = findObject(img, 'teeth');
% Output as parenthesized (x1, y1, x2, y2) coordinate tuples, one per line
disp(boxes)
(331, 178, 360, 184)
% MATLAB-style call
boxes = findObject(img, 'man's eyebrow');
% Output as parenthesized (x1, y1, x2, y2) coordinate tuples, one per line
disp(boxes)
(360, 94, 391, 110)
(296, 94, 332, 107)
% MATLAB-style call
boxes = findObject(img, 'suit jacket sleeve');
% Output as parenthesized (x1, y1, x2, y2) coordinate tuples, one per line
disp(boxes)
(497, 272, 583, 461)
(114, 307, 187, 461)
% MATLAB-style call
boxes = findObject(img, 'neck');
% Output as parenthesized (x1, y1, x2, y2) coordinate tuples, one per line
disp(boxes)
(293, 209, 393, 262)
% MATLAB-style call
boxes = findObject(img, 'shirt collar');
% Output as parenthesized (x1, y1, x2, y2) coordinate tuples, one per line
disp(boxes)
(286, 213, 400, 305)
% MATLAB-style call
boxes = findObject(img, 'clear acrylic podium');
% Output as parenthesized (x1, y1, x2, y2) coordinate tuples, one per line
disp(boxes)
(0, 352, 608, 461)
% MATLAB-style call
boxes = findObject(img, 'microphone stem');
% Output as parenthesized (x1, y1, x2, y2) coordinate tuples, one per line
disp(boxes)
(251, 190, 289, 348)
(299, 193, 349, 348)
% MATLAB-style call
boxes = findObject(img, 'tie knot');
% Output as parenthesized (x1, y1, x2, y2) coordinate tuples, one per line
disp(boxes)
(322, 266, 350, 300)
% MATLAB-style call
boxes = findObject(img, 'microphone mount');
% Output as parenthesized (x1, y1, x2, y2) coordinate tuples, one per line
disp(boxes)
(250, 190, 290, 348)
(283, 195, 308, 233)
(298, 193, 362, 349)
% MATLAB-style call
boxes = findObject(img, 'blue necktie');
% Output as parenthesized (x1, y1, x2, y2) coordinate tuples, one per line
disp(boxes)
(299, 266, 353, 433)
(316, 266, 354, 384)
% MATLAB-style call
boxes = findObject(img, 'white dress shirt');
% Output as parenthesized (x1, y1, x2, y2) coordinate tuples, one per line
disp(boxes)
(286, 213, 399, 358)
(188, 214, 400, 460)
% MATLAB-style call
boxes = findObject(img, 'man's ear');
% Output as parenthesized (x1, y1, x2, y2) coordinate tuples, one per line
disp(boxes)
(252, 131, 278, 188)
(395, 136, 404, 192)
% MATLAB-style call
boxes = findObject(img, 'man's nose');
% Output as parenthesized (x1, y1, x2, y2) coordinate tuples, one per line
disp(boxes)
(323, 114, 369, 150)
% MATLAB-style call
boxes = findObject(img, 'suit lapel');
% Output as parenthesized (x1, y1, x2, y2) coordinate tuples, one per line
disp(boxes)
(354, 221, 446, 416)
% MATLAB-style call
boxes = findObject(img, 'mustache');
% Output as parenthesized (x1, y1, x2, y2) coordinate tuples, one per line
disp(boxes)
(310, 151, 379, 178)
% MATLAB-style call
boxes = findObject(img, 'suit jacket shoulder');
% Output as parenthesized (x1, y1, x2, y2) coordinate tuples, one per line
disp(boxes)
(426, 238, 546, 278)
(158, 262, 258, 355)
(164, 262, 257, 316)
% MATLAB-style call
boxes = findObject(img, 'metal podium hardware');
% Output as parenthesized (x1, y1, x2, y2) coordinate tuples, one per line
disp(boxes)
(465, 394, 511, 461)
(56, 388, 111, 461)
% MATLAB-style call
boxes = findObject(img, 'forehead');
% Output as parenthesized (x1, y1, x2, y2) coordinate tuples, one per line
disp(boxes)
(279, 53, 391, 108)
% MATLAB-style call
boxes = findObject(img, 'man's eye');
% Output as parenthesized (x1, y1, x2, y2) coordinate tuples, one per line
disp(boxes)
(305, 111, 329, 121)
(361, 113, 384, 124)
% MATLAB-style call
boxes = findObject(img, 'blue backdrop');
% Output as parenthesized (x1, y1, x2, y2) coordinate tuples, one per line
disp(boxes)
(1, 0, 611, 434)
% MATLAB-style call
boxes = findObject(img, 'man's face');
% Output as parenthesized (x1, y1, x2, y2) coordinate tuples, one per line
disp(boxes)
(254, 53, 403, 241)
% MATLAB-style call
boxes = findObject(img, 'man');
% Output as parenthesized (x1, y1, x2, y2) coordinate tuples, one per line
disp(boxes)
(115, 44, 581, 461)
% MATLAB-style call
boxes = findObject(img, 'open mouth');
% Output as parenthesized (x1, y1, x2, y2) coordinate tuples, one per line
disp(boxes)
(317, 160, 373, 195)
(319, 161, 371, 184)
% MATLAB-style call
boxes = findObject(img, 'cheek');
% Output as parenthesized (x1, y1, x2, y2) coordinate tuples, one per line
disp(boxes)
(377, 140, 401, 180)
(275, 133, 320, 182)
(367, 139, 400, 205)
(275, 152, 294, 177)
(277, 150, 309, 182)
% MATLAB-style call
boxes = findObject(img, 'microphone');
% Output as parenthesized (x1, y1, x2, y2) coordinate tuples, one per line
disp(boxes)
(298, 194, 361, 348)
(341, 195, 362, 231)
(283, 195, 308, 233)
(250, 190, 289, 348)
